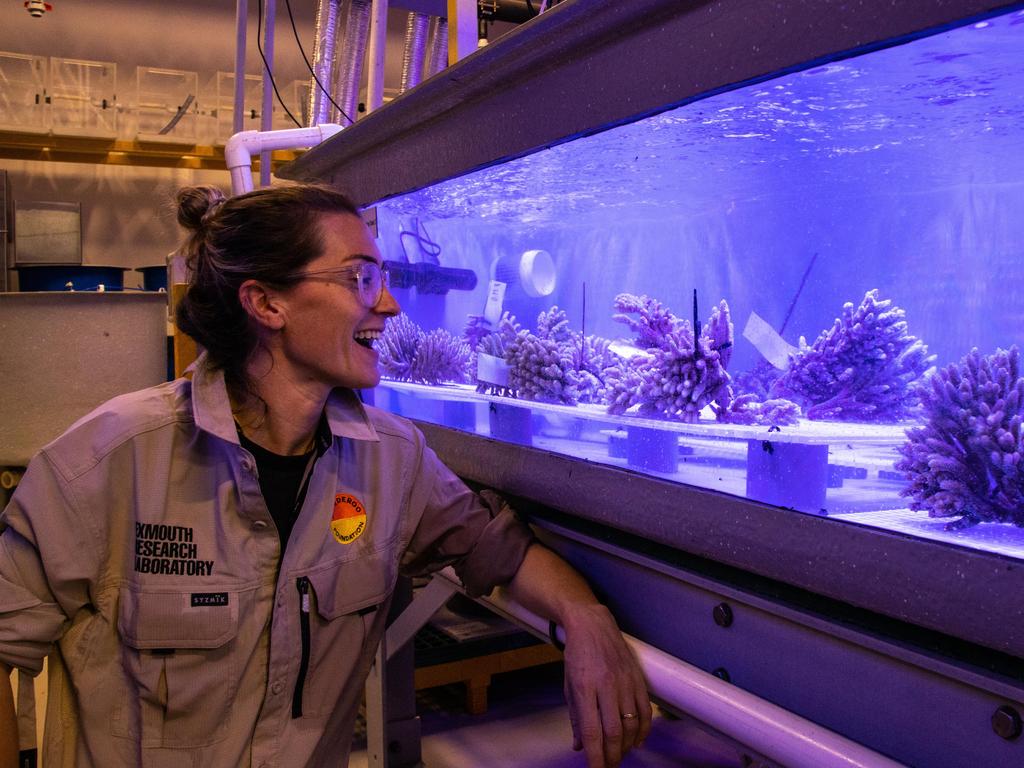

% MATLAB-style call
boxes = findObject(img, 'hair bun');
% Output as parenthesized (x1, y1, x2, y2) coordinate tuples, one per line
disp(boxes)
(176, 185, 227, 233)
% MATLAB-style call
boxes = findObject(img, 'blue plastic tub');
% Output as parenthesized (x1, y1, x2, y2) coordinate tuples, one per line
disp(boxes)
(17, 265, 129, 292)
(136, 265, 168, 292)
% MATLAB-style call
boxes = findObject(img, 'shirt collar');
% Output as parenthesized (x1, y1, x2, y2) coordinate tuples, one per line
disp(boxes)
(190, 353, 380, 445)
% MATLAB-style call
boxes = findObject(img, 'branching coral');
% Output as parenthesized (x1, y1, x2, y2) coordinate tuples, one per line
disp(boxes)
(604, 294, 733, 422)
(505, 307, 620, 405)
(771, 289, 934, 422)
(717, 393, 801, 426)
(378, 313, 471, 385)
(611, 293, 677, 350)
(733, 359, 784, 401)
(378, 313, 420, 382)
(896, 346, 1024, 529)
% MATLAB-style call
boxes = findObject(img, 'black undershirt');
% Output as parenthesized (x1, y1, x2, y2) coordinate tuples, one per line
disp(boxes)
(237, 429, 316, 545)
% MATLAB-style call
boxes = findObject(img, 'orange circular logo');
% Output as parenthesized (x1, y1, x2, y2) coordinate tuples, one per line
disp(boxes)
(331, 493, 367, 544)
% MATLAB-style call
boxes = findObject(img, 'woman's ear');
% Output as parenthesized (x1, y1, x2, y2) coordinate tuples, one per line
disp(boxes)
(238, 279, 286, 331)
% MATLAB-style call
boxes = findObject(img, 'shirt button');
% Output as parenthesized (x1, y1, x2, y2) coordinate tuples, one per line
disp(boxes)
(271, 681, 284, 695)
(241, 458, 255, 473)
(251, 520, 268, 531)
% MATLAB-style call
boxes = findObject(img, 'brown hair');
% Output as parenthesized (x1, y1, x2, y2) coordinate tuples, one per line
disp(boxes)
(174, 183, 360, 393)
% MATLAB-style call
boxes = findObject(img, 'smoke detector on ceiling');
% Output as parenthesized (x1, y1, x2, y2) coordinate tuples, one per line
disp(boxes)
(24, 0, 53, 17)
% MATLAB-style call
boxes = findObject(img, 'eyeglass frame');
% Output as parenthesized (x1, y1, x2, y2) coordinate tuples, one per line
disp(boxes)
(290, 261, 391, 308)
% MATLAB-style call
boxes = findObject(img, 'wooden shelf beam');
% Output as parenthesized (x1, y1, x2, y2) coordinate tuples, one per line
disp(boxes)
(0, 130, 302, 171)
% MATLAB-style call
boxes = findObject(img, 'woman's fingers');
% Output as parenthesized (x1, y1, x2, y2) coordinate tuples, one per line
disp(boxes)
(630, 663, 653, 747)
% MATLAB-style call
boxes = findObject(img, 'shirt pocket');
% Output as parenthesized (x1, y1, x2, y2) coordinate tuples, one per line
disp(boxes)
(113, 583, 246, 748)
(299, 550, 395, 718)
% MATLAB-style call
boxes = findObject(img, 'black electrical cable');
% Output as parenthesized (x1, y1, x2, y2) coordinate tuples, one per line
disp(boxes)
(284, 0, 353, 125)
(257, 0, 303, 128)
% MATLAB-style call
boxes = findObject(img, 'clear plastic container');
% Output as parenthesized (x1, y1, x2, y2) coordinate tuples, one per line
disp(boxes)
(133, 66, 199, 142)
(49, 57, 117, 137)
(214, 71, 262, 143)
(0, 52, 47, 132)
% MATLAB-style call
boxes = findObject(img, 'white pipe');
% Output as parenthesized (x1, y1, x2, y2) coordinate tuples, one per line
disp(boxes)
(225, 124, 344, 195)
(434, 567, 906, 768)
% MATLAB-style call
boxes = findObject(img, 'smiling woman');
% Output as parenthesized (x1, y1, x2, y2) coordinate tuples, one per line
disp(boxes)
(0, 181, 650, 768)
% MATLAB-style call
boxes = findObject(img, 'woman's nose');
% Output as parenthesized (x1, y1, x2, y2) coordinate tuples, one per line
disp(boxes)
(375, 284, 401, 316)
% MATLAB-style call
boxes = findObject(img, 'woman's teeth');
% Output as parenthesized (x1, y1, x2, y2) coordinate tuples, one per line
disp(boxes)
(354, 330, 381, 349)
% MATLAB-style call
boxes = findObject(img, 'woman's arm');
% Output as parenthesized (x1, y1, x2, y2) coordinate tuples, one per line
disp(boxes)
(0, 662, 16, 768)
(506, 543, 652, 768)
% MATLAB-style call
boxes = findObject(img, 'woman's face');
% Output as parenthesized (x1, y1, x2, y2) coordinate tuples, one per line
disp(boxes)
(275, 212, 400, 392)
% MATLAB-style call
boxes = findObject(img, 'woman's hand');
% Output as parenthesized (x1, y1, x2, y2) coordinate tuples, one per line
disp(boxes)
(505, 542, 652, 768)
(561, 604, 652, 768)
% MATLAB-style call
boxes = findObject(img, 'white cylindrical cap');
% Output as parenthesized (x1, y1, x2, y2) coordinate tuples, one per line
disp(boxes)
(518, 249, 556, 297)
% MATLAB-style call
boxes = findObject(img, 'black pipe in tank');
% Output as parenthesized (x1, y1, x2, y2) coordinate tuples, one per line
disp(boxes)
(478, 0, 566, 24)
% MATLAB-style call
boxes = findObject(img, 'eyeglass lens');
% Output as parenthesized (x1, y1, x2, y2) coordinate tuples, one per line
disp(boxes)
(357, 263, 388, 307)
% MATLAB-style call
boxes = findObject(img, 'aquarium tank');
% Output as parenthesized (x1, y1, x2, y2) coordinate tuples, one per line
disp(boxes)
(365, 8, 1024, 561)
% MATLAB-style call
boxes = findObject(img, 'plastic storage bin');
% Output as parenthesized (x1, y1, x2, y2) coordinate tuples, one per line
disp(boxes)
(133, 66, 199, 141)
(48, 57, 117, 137)
(0, 52, 47, 132)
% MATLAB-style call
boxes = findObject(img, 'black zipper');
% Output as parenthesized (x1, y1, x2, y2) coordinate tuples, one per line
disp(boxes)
(292, 576, 311, 718)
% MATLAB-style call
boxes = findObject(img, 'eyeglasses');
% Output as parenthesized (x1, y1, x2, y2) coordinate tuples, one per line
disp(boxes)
(293, 262, 390, 308)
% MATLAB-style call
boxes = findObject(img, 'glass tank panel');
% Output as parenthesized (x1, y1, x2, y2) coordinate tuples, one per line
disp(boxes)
(369, 10, 1024, 560)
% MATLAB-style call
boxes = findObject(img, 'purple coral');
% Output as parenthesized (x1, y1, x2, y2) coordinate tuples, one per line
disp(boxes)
(733, 359, 784, 401)
(896, 346, 1024, 529)
(379, 313, 471, 385)
(505, 307, 619, 405)
(771, 289, 934, 422)
(605, 294, 733, 422)
(611, 294, 677, 349)
(705, 299, 734, 371)
(717, 393, 801, 426)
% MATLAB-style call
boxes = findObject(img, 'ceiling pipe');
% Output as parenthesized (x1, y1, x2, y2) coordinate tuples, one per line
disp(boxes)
(399, 11, 431, 93)
(308, 0, 344, 126)
(334, 0, 374, 125)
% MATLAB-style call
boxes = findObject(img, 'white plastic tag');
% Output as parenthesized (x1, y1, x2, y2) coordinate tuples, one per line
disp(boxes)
(477, 353, 510, 386)
(483, 280, 507, 326)
(742, 311, 798, 370)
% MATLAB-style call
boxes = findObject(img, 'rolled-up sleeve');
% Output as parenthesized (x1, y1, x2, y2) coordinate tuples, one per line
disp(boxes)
(0, 454, 91, 674)
(400, 440, 534, 598)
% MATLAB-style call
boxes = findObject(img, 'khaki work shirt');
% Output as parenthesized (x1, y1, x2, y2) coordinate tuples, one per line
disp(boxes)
(0, 356, 534, 767)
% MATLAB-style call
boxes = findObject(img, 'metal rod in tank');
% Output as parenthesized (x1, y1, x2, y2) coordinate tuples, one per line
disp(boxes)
(579, 281, 586, 372)
(780, 251, 818, 335)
